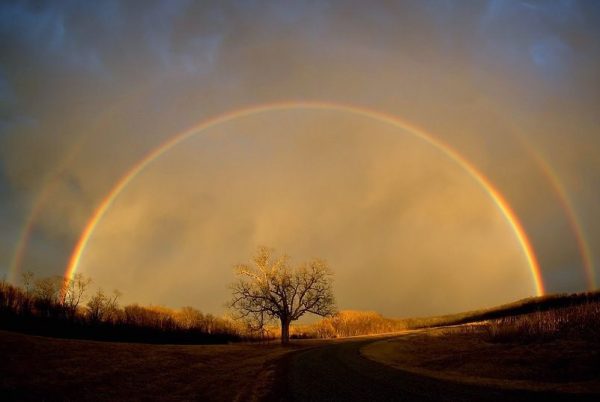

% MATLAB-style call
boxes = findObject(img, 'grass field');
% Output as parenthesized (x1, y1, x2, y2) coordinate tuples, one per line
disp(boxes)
(362, 324, 600, 394)
(301, 290, 600, 339)
(3, 291, 599, 400)
(0, 330, 304, 401)
(363, 297, 600, 394)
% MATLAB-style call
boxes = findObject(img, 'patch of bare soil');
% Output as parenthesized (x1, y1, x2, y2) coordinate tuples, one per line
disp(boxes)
(361, 326, 600, 394)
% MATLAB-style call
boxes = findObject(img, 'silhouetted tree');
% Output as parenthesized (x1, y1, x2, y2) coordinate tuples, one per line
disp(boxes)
(87, 289, 121, 324)
(176, 306, 204, 330)
(22, 271, 35, 296)
(230, 247, 336, 344)
(62, 273, 92, 319)
(1, 276, 246, 344)
(33, 276, 63, 318)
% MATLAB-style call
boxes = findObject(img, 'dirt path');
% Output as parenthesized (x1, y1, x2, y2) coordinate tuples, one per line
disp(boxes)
(266, 336, 598, 402)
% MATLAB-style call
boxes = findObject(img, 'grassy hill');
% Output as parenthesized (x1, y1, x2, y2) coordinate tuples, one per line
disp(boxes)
(400, 290, 600, 329)
(301, 290, 600, 339)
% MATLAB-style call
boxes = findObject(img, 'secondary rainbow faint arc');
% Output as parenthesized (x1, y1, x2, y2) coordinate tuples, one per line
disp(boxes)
(7, 82, 163, 284)
(64, 101, 545, 296)
(7, 141, 87, 284)
(516, 135, 595, 290)
(534, 156, 595, 289)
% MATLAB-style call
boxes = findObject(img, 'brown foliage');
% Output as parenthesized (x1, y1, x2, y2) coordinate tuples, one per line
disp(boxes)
(0, 276, 247, 344)
(485, 300, 600, 343)
(308, 310, 406, 338)
(87, 289, 121, 323)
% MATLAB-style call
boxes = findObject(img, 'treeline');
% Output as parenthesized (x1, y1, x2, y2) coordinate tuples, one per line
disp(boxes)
(0, 274, 245, 344)
(291, 310, 407, 339)
(293, 291, 600, 339)
(1, 273, 412, 344)
(2, 274, 409, 343)
(13, 273, 594, 344)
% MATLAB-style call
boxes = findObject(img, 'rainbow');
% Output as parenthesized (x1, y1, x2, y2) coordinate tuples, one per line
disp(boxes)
(526, 146, 595, 289)
(7, 186, 52, 284)
(7, 139, 87, 284)
(7, 83, 160, 284)
(63, 101, 545, 295)
(502, 119, 595, 291)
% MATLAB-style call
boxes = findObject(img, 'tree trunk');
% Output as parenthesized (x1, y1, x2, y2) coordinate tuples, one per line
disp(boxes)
(281, 318, 290, 345)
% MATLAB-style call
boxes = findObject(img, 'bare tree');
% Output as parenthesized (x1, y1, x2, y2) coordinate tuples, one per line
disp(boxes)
(86, 289, 121, 324)
(230, 247, 336, 344)
(62, 273, 92, 319)
(243, 309, 272, 343)
(32, 276, 64, 317)
(33, 276, 63, 302)
(21, 271, 35, 296)
(177, 306, 205, 330)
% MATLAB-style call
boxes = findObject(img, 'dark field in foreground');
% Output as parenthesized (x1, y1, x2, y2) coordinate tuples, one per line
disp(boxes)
(363, 326, 600, 394)
(0, 330, 303, 401)
(4, 325, 600, 401)
(3, 293, 599, 401)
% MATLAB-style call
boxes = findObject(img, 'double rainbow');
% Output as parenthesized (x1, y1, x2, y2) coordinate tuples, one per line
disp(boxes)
(518, 136, 595, 290)
(59, 101, 545, 295)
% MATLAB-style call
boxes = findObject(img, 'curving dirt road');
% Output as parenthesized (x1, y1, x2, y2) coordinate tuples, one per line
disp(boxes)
(265, 337, 597, 402)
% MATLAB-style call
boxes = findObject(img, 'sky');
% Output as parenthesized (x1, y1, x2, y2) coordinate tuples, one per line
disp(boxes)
(1, 0, 599, 318)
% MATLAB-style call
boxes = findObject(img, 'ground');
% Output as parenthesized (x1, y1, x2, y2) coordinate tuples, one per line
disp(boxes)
(362, 326, 600, 394)
(0, 330, 300, 401)
(2, 328, 599, 401)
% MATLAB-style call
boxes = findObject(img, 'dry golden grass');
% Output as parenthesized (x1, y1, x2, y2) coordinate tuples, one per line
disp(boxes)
(484, 301, 600, 342)
(400, 290, 600, 329)
(301, 291, 600, 339)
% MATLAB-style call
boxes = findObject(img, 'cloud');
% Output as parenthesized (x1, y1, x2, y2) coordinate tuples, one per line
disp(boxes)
(77, 111, 535, 316)
(0, 0, 598, 316)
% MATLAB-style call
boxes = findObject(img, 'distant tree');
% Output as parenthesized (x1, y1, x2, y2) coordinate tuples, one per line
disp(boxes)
(177, 306, 205, 330)
(33, 276, 63, 317)
(86, 289, 121, 324)
(230, 247, 336, 344)
(62, 273, 92, 319)
(21, 271, 35, 296)
(33, 276, 62, 302)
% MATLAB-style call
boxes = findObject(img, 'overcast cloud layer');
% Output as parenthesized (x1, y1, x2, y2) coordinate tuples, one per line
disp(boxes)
(1, 0, 599, 317)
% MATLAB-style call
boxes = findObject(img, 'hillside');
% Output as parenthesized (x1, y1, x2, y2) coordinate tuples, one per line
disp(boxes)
(400, 290, 600, 329)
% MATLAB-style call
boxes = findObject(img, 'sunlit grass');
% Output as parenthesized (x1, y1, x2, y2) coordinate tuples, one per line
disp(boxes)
(485, 300, 600, 343)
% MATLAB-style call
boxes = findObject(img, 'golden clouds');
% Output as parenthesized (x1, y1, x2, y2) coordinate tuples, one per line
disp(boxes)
(78, 109, 535, 316)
